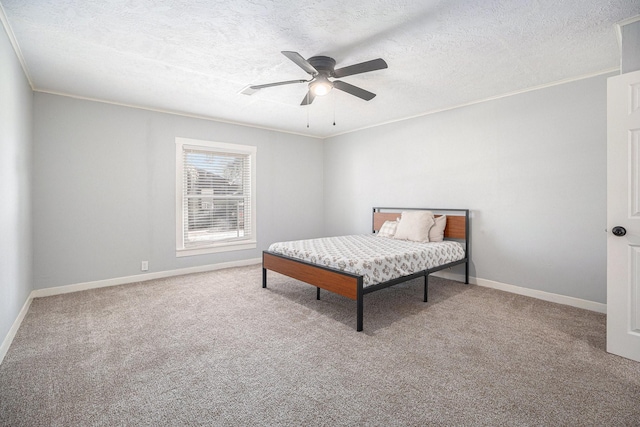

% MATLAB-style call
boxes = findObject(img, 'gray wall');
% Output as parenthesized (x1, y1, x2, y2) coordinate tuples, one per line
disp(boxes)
(32, 94, 324, 289)
(324, 74, 609, 303)
(0, 25, 32, 342)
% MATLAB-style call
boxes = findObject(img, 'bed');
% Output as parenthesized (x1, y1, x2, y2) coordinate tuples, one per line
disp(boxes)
(262, 207, 470, 331)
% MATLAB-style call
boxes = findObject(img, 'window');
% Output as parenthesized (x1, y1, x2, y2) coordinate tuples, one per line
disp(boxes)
(176, 138, 256, 256)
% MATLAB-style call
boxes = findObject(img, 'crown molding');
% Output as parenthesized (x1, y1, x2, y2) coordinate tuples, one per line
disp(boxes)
(0, 2, 34, 89)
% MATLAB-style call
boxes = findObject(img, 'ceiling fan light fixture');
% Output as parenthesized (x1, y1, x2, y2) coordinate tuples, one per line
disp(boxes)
(310, 76, 333, 96)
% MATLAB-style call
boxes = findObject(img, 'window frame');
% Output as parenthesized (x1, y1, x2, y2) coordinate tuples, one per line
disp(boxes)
(175, 137, 257, 257)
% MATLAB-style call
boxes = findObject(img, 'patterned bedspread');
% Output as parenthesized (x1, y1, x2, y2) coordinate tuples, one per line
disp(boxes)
(268, 235, 465, 287)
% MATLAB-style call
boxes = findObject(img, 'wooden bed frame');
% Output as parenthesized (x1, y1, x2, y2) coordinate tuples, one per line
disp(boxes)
(262, 207, 470, 331)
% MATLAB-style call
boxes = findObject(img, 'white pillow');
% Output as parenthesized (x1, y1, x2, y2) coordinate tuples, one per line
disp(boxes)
(377, 220, 398, 237)
(429, 215, 447, 242)
(393, 211, 435, 242)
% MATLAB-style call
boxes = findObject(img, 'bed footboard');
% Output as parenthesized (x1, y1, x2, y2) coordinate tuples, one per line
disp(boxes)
(262, 252, 361, 299)
(262, 251, 365, 331)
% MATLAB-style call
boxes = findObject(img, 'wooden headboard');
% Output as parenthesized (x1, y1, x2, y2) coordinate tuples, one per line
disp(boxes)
(372, 208, 468, 240)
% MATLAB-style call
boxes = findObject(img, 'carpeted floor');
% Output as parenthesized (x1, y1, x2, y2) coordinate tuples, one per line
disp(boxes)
(1, 265, 639, 426)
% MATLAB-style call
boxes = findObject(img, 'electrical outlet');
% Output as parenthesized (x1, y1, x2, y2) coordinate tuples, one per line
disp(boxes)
(141, 261, 149, 271)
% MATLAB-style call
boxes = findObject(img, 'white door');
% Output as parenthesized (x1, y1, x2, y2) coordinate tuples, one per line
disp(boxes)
(607, 69, 640, 362)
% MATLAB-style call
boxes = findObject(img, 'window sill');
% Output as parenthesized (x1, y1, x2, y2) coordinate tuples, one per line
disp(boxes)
(176, 240, 257, 257)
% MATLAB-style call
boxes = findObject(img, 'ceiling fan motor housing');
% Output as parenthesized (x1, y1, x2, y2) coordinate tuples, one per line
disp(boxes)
(307, 56, 337, 76)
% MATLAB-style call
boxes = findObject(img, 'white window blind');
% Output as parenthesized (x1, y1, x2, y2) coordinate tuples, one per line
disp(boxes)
(176, 138, 256, 256)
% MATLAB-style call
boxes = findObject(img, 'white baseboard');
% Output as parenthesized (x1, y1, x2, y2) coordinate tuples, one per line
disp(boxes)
(31, 258, 262, 298)
(0, 296, 33, 365)
(433, 271, 607, 314)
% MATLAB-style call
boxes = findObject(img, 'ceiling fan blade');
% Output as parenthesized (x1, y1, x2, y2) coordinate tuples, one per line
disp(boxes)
(332, 58, 388, 78)
(247, 79, 309, 91)
(282, 51, 318, 75)
(332, 80, 376, 101)
(300, 90, 316, 106)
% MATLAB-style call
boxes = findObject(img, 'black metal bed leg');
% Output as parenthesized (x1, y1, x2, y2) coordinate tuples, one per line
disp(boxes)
(356, 280, 363, 332)
(465, 261, 469, 284)
(317, 287, 320, 300)
(423, 274, 428, 302)
(262, 268, 267, 288)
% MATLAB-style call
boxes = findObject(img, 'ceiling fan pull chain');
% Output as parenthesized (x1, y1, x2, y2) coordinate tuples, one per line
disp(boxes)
(333, 91, 336, 126)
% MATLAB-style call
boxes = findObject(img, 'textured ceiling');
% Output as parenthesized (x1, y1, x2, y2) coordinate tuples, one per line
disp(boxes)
(2, 0, 639, 138)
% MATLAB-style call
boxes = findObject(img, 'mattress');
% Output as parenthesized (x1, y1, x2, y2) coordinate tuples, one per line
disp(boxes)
(267, 234, 465, 287)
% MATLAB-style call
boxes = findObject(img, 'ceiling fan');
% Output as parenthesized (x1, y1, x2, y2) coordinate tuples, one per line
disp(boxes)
(241, 51, 388, 105)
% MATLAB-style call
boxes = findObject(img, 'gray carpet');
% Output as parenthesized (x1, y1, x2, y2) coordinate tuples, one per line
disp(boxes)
(1, 265, 639, 426)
